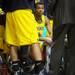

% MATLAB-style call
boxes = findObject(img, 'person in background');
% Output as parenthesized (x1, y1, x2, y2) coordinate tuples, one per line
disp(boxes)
(47, 0, 75, 75)
(33, 3, 53, 74)
(34, 2, 52, 45)
(32, 2, 53, 75)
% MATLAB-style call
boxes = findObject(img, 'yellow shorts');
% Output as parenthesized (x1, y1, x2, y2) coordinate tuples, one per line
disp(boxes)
(5, 9, 38, 46)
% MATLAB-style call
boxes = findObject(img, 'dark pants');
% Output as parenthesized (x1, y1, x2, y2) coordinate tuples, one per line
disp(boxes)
(50, 24, 75, 75)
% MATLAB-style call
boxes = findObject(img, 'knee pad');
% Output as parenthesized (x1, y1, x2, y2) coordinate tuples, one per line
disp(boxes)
(21, 57, 34, 72)
(11, 61, 20, 72)
(34, 61, 44, 74)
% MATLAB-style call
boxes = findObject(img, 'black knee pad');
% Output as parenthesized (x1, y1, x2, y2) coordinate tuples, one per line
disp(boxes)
(11, 61, 20, 72)
(34, 61, 44, 74)
(21, 57, 34, 72)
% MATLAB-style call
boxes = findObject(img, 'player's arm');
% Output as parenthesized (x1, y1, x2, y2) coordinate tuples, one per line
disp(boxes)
(45, 16, 52, 38)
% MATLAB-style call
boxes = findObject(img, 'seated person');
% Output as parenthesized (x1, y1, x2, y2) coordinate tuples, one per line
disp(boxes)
(34, 2, 52, 48)
(29, 2, 52, 64)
